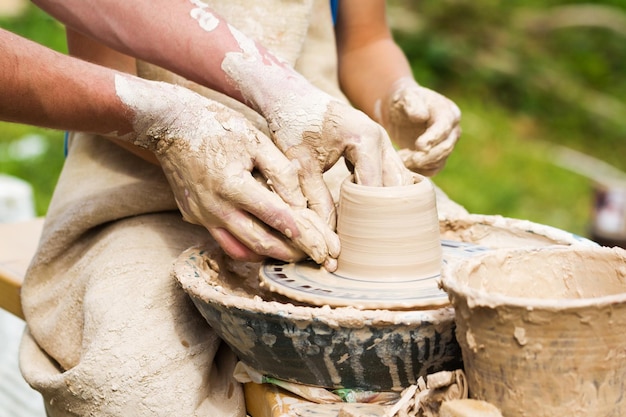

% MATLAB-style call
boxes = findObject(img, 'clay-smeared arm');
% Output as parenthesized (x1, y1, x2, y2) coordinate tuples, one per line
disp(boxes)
(29, 0, 247, 106)
(0, 29, 340, 268)
(117, 76, 341, 268)
(336, 0, 462, 176)
(30, 0, 414, 228)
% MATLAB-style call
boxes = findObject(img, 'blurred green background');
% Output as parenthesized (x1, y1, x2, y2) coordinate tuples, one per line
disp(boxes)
(1, 3, 67, 216)
(1, 1, 625, 238)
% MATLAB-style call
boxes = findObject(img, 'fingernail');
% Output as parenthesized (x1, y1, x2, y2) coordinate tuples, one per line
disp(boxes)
(324, 257, 338, 272)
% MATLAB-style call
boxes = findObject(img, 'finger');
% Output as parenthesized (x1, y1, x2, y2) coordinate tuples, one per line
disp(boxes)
(223, 173, 336, 264)
(397, 87, 430, 123)
(298, 169, 338, 230)
(351, 156, 384, 187)
(415, 103, 461, 151)
(381, 141, 414, 186)
(400, 148, 443, 175)
(326, 102, 386, 187)
(323, 257, 338, 272)
(216, 207, 308, 262)
(251, 132, 308, 209)
(209, 227, 265, 262)
(399, 127, 459, 175)
(294, 208, 341, 259)
(344, 126, 387, 187)
(284, 144, 339, 228)
(417, 125, 461, 171)
(414, 121, 452, 152)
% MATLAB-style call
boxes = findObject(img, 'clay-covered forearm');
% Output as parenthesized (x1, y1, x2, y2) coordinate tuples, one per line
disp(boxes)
(0, 28, 132, 136)
(0, 28, 184, 165)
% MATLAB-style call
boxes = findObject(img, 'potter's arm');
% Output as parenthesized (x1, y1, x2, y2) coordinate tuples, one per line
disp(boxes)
(31, 0, 413, 227)
(0, 28, 134, 139)
(30, 0, 249, 105)
(335, 0, 412, 121)
(336, 0, 462, 176)
(0, 28, 340, 268)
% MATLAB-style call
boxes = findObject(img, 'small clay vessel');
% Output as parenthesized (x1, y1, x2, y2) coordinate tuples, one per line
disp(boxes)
(335, 173, 442, 282)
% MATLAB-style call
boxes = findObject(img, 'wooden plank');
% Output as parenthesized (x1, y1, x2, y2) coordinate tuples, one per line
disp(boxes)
(0, 217, 44, 319)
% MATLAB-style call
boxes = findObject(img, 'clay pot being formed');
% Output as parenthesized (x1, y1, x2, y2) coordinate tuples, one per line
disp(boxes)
(335, 174, 442, 282)
(257, 173, 448, 310)
(441, 245, 626, 417)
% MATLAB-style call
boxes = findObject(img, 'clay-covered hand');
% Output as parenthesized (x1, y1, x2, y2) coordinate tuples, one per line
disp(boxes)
(116, 75, 340, 268)
(379, 77, 461, 177)
(263, 83, 415, 228)
(215, 27, 414, 227)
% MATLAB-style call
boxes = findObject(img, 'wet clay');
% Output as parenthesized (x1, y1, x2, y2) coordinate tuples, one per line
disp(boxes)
(259, 174, 444, 310)
(335, 174, 441, 281)
(441, 246, 626, 417)
(438, 214, 595, 248)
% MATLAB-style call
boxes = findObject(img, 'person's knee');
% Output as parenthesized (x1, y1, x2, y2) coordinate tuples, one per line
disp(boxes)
(21, 328, 245, 417)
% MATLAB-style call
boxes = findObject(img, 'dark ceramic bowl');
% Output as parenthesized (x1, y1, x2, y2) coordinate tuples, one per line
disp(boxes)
(174, 242, 460, 391)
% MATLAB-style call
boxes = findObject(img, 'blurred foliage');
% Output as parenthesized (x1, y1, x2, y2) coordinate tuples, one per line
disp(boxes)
(0, 4, 67, 215)
(390, 1, 626, 163)
(0, 3, 66, 51)
(1, 1, 625, 237)
(389, 0, 626, 235)
(0, 126, 64, 216)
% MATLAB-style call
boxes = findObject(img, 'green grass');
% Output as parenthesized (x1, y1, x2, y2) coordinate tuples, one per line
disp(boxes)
(0, 123, 65, 216)
(1, 4, 67, 216)
(433, 96, 592, 235)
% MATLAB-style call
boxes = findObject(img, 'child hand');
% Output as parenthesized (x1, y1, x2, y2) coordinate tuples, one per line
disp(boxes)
(380, 78, 461, 176)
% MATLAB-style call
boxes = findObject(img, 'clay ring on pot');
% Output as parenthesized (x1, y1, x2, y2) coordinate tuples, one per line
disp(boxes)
(259, 212, 596, 310)
(259, 240, 485, 310)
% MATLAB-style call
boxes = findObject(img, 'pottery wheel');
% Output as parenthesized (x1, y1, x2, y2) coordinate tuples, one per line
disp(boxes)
(260, 239, 489, 310)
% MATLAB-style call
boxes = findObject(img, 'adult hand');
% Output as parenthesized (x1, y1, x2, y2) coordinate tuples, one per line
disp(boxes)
(262, 81, 415, 228)
(116, 75, 340, 268)
(379, 78, 461, 177)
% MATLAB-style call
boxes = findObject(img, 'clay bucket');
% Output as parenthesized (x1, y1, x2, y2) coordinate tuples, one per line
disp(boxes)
(440, 245, 626, 417)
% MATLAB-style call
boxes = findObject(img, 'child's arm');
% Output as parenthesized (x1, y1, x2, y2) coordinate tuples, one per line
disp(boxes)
(336, 0, 461, 176)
